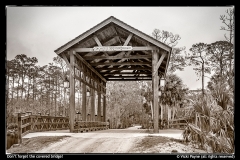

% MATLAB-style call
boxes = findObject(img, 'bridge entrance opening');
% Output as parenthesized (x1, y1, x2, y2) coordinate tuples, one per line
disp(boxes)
(54, 16, 172, 133)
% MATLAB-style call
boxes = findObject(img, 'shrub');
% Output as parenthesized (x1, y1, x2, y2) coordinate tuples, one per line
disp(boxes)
(183, 87, 234, 153)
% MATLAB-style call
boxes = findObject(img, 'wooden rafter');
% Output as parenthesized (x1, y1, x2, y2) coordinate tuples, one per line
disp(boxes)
(73, 52, 107, 82)
(103, 72, 151, 76)
(105, 76, 151, 78)
(106, 78, 152, 81)
(93, 35, 109, 57)
(97, 66, 152, 71)
(84, 54, 151, 60)
(91, 61, 151, 66)
(83, 36, 120, 57)
(123, 33, 133, 46)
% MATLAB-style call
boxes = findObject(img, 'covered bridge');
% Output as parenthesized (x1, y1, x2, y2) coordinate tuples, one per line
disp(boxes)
(54, 16, 172, 133)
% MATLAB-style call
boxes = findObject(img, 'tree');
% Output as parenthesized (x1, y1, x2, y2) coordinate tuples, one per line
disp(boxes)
(14, 54, 38, 100)
(160, 74, 188, 107)
(207, 41, 232, 77)
(152, 29, 187, 72)
(219, 8, 234, 90)
(106, 81, 144, 128)
(141, 73, 188, 126)
(186, 43, 211, 96)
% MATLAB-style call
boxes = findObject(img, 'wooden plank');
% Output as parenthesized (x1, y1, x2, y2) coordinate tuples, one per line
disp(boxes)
(73, 52, 107, 83)
(91, 88, 95, 121)
(97, 66, 152, 71)
(69, 51, 75, 132)
(74, 75, 101, 93)
(169, 123, 187, 126)
(21, 122, 31, 129)
(97, 92, 101, 121)
(107, 79, 152, 81)
(73, 46, 155, 52)
(123, 33, 133, 46)
(84, 55, 152, 60)
(62, 54, 73, 71)
(105, 76, 152, 78)
(152, 50, 159, 133)
(103, 72, 151, 75)
(82, 74, 87, 121)
(18, 113, 22, 143)
(74, 63, 106, 89)
(93, 35, 103, 47)
(91, 61, 151, 66)
(153, 52, 166, 76)
(93, 35, 109, 57)
(103, 84, 106, 122)
(164, 48, 172, 77)
(83, 36, 120, 57)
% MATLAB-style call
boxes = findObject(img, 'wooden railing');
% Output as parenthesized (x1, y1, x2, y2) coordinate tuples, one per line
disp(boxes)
(74, 121, 109, 132)
(17, 112, 110, 143)
(17, 112, 69, 143)
(168, 108, 195, 129)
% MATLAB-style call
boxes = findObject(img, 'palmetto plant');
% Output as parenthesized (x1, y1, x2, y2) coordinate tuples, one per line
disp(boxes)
(183, 84, 234, 153)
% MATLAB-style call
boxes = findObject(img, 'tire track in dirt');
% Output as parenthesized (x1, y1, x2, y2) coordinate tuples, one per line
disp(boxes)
(35, 127, 185, 153)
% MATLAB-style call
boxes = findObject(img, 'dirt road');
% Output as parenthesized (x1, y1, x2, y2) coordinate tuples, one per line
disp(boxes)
(35, 126, 150, 153)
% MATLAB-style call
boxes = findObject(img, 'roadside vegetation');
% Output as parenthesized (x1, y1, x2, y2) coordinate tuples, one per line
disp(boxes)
(6, 136, 70, 153)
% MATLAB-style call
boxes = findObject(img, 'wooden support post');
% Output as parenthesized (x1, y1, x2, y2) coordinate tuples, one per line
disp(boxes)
(97, 91, 101, 121)
(18, 113, 22, 144)
(152, 50, 159, 133)
(82, 74, 87, 121)
(103, 83, 107, 122)
(91, 88, 95, 121)
(69, 51, 75, 132)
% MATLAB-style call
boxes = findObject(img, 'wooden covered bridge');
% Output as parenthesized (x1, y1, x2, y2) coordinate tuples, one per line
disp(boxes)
(53, 16, 172, 133)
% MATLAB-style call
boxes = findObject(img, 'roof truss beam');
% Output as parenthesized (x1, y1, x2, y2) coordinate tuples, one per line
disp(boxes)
(91, 61, 151, 66)
(73, 46, 156, 53)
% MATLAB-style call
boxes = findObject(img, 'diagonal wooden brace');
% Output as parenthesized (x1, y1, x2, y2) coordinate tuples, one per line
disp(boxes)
(153, 52, 166, 77)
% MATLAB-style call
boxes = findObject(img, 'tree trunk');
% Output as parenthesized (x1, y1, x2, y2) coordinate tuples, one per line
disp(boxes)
(7, 68, 9, 104)
(202, 62, 204, 96)
(27, 76, 30, 102)
(33, 74, 35, 101)
(21, 75, 24, 99)
(17, 76, 20, 100)
(12, 76, 15, 101)
(229, 20, 232, 75)
(40, 85, 43, 107)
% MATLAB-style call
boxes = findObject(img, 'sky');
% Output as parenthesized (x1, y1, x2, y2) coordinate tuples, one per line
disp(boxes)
(6, 6, 234, 90)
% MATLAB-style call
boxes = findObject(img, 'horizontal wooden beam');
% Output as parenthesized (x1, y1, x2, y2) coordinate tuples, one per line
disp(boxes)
(103, 72, 151, 75)
(84, 55, 151, 60)
(83, 36, 120, 57)
(73, 52, 107, 83)
(73, 46, 156, 52)
(74, 63, 106, 90)
(97, 66, 152, 71)
(106, 78, 152, 81)
(104, 76, 151, 78)
(74, 75, 105, 96)
(91, 62, 151, 66)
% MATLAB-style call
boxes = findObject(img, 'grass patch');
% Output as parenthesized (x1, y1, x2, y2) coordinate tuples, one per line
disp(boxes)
(135, 136, 171, 150)
(6, 136, 70, 153)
